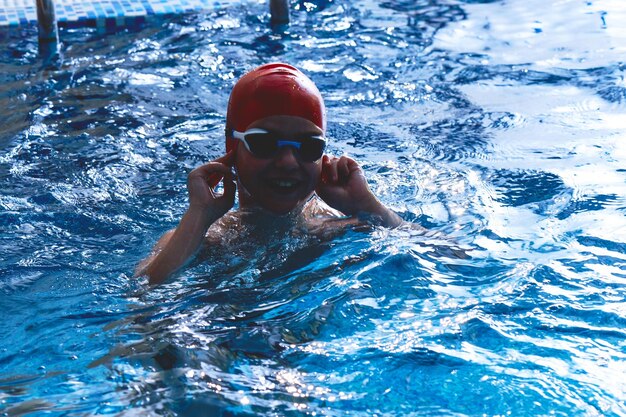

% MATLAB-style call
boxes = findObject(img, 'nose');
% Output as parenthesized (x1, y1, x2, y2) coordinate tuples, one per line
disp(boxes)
(273, 146, 299, 168)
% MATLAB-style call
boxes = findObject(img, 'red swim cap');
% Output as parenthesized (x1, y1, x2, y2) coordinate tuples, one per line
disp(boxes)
(225, 63, 326, 152)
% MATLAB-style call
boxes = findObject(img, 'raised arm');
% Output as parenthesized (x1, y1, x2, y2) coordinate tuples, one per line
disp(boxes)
(136, 152, 236, 285)
(316, 155, 403, 228)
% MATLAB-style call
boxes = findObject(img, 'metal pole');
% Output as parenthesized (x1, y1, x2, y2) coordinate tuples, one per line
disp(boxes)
(36, 0, 60, 60)
(269, 0, 290, 26)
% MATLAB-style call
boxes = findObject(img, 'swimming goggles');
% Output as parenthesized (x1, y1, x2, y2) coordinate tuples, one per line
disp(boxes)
(230, 128, 326, 162)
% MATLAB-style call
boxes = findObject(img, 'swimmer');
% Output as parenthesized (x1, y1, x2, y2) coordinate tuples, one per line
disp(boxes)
(137, 63, 403, 285)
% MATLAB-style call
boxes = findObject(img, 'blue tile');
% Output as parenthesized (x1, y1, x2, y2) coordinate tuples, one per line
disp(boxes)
(0, 0, 222, 28)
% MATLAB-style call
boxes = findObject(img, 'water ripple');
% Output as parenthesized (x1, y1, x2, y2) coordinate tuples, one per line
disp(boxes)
(1, 0, 626, 415)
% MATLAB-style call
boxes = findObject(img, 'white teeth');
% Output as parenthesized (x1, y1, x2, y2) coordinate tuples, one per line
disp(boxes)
(272, 179, 297, 187)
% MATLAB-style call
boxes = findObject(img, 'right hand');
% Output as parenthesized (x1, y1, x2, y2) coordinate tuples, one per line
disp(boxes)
(187, 151, 236, 217)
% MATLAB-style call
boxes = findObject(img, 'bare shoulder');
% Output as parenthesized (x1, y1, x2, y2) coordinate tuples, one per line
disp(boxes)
(203, 211, 241, 245)
(302, 197, 361, 238)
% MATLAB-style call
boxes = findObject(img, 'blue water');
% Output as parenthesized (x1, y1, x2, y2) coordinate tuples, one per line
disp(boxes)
(1, 0, 626, 415)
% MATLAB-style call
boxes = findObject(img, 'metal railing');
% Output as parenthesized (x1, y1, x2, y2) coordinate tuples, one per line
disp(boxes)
(36, 0, 60, 62)
(270, 0, 290, 26)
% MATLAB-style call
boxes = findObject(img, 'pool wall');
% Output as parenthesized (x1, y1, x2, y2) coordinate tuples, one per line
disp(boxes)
(0, 0, 231, 32)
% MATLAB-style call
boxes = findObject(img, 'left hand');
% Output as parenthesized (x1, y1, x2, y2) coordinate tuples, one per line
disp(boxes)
(316, 155, 380, 216)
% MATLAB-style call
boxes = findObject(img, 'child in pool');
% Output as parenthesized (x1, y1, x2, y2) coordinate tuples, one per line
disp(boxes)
(137, 63, 403, 285)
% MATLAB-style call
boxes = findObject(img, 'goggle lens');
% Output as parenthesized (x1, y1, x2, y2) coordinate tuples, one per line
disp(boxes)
(234, 130, 326, 162)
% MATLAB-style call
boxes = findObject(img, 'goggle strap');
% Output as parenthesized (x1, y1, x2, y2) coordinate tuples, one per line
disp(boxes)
(230, 128, 269, 139)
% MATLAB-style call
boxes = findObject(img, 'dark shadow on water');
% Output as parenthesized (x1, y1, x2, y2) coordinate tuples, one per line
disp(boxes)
(488, 169, 567, 207)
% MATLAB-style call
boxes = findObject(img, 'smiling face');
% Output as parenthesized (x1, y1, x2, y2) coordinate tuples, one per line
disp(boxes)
(234, 115, 324, 215)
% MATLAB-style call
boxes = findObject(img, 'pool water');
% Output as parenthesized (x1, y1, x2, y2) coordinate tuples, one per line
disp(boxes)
(1, 0, 626, 415)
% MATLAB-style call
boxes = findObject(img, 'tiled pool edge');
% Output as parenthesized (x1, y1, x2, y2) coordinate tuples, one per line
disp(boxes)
(0, 0, 229, 31)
